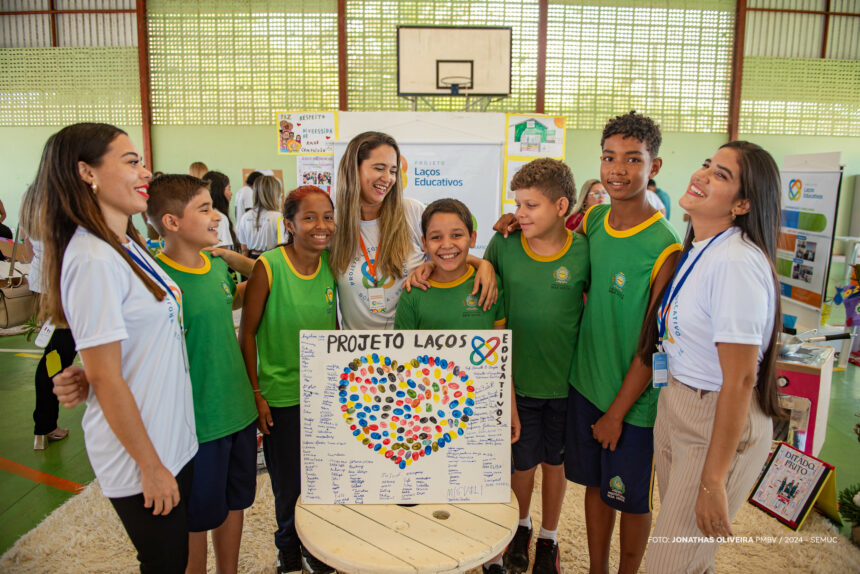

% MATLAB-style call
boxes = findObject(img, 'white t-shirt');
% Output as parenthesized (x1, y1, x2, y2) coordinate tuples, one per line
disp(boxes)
(61, 227, 197, 498)
(663, 226, 776, 392)
(233, 185, 254, 223)
(646, 190, 666, 211)
(237, 208, 281, 252)
(337, 197, 426, 329)
(214, 209, 232, 248)
(29, 239, 43, 293)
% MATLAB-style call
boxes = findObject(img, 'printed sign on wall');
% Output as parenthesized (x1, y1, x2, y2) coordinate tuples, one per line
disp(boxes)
(333, 142, 503, 254)
(502, 114, 567, 208)
(776, 170, 842, 308)
(297, 155, 334, 194)
(277, 111, 337, 155)
(300, 329, 511, 504)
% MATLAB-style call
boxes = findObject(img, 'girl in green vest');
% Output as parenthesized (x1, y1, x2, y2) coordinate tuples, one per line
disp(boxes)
(238, 186, 338, 573)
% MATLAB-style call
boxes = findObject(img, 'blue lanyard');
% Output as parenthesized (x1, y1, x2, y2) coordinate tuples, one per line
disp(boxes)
(656, 230, 727, 343)
(123, 243, 181, 315)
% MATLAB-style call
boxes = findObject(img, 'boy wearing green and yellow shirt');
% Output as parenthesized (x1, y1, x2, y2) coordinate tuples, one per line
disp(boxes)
(485, 159, 589, 574)
(566, 112, 681, 574)
(147, 174, 258, 574)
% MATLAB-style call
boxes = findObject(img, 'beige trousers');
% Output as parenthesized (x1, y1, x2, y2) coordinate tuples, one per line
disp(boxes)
(645, 377, 771, 574)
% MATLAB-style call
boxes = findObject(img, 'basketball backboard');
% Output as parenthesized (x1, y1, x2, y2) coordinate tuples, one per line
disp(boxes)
(397, 26, 511, 97)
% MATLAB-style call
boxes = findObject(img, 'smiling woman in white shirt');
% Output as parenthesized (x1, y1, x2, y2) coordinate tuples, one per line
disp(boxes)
(640, 141, 783, 573)
(38, 123, 197, 573)
(328, 131, 496, 330)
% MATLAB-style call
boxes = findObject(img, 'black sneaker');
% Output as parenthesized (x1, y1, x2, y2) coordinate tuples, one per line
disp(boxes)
(503, 525, 532, 573)
(532, 537, 560, 574)
(278, 548, 302, 573)
(300, 545, 335, 573)
(483, 562, 507, 573)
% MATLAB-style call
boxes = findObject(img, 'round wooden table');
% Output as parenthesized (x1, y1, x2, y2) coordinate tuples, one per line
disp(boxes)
(295, 492, 519, 573)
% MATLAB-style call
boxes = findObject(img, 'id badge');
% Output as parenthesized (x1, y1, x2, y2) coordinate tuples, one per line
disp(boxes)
(367, 287, 386, 313)
(34, 320, 56, 348)
(652, 352, 668, 388)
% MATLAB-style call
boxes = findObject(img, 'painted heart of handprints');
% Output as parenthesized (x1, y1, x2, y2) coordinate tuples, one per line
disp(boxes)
(338, 354, 475, 469)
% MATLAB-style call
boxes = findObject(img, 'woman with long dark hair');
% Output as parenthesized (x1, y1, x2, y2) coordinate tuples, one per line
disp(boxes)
(641, 141, 783, 573)
(203, 170, 239, 250)
(40, 123, 196, 572)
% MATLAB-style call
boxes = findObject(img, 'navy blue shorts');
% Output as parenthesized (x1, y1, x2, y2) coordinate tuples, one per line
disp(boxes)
(565, 387, 654, 514)
(187, 422, 257, 532)
(511, 395, 567, 471)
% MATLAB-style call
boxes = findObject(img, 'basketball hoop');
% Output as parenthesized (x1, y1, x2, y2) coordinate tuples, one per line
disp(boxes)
(440, 76, 473, 95)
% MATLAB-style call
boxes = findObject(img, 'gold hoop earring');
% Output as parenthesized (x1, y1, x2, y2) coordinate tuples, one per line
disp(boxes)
(731, 211, 736, 221)
(91, 182, 98, 194)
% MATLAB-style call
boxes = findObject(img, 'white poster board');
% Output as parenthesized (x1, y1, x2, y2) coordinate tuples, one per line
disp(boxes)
(300, 329, 511, 504)
(333, 142, 503, 254)
(776, 169, 842, 308)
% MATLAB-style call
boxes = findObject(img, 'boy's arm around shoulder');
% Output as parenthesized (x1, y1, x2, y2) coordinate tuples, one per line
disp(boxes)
(590, 248, 680, 451)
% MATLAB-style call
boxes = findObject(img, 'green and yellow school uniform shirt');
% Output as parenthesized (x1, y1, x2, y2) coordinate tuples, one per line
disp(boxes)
(485, 230, 589, 399)
(393, 266, 505, 330)
(256, 247, 337, 407)
(572, 203, 681, 427)
(155, 252, 257, 443)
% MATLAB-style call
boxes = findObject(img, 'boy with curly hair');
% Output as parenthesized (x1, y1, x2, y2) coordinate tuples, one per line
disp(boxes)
(567, 112, 681, 573)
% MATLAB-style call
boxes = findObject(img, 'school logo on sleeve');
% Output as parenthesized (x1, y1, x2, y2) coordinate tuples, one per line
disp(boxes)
(609, 271, 626, 298)
(607, 475, 626, 503)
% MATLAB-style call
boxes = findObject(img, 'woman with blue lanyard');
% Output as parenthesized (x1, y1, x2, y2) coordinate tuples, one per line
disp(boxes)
(639, 141, 783, 573)
(41, 123, 197, 573)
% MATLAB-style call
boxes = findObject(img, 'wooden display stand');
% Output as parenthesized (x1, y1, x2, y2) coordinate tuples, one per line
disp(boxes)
(295, 492, 519, 573)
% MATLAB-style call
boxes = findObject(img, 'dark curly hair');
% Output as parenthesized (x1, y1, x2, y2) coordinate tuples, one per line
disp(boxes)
(601, 111, 662, 157)
(510, 158, 576, 209)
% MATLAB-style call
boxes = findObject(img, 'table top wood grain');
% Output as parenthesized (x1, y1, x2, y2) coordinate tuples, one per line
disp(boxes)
(295, 491, 519, 573)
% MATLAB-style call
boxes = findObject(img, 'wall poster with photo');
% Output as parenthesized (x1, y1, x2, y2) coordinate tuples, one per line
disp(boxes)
(297, 156, 334, 194)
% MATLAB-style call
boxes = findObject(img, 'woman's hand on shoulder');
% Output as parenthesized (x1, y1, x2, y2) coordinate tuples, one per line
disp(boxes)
(404, 261, 435, 293)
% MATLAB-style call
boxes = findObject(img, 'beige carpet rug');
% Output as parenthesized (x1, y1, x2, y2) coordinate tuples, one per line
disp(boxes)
(2, 470, 858, 573)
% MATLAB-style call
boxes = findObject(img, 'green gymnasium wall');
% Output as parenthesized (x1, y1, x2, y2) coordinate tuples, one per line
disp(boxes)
(2, 125, 858, 248)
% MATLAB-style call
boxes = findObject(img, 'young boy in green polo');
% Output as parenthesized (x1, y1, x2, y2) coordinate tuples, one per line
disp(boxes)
(566, 112, 681, 574)
(486, 159, 589, 574)
(394, 198, 506, 331)
(395, 198, 516, 574)
(147, 174, 259, 574)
